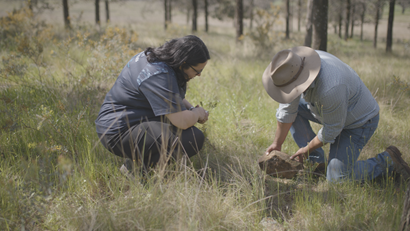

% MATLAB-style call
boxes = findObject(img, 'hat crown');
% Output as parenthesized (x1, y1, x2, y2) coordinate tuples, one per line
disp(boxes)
(261, 45, 321, 104)
(270, 50, 303, 87)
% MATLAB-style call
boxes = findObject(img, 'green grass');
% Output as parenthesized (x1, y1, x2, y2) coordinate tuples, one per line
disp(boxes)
(1, 5, 410, 231)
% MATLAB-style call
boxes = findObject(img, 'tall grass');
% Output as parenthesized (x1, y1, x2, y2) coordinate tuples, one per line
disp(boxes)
(1, 7, 410, 231)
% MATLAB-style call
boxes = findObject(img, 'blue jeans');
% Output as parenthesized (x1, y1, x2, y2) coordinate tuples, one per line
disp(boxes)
(290, 98, 393, 182)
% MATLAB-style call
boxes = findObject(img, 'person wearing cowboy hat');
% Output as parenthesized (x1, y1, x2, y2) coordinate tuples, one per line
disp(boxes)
(262, 46, 410, 182)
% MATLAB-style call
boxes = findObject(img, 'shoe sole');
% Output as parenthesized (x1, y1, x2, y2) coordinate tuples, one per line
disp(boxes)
(386, 146, 410, 181)
(120, 164, 135, 180)
(313, 162, 326, 176)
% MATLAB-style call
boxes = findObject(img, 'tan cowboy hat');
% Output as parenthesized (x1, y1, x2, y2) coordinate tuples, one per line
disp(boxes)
(262, 46, 321, 104)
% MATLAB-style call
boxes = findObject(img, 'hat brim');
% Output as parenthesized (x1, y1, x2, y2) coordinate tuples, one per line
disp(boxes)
(262, 46, 321, 104)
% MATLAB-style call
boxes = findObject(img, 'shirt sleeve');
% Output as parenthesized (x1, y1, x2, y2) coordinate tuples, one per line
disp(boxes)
(317, 84, 348, 144)
(139, 72, 186, 116)
(276, 95, 301, 123)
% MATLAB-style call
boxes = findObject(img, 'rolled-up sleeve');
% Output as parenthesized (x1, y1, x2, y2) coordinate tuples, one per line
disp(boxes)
(317, 85, 348, 144)
(276, 95, 301, 123)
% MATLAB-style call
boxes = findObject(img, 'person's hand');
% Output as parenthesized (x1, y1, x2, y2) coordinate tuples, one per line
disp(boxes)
(265, 143, 281, 155)
(198, 109, 209, 124)
(290, 147, 309, 163)
(192, 106, 208, 123)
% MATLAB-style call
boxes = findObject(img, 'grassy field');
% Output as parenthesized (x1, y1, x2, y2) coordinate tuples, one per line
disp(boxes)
(1, 1, 410, 230)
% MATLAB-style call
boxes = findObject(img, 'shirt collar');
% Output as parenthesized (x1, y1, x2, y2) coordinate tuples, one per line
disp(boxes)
(302, 79, 316, 99)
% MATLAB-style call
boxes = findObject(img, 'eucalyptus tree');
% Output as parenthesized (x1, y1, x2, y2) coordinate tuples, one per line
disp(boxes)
(250, 0, 255, 29)
(192, 0, 197, 31)
(235, 0, 243, 41)
(297, 0, 303, 32)
(205, 0, 208, 32)
(313, 0, 328, 50)
(304, 0, 313, 46)
(211, 0, 259, 39)
(105, 0, 109, 23)
(328, 0, 343, 38)
(163, 0, 172, 30)
(26, 0, 55, 16)
(350, 0, 356, 38)
(304, 0, 328, 51)
(344, 0, 350, 40)
(285, 0, 290, 39)
(386, 0, 396, 53)
(398, 0, 410, 13)
(62, 0, 70, 29)
(28, 0, 34, 11)
(95, 0, 100, 26)
(373, 0, 382, 48)
(357, 0, 366, 41)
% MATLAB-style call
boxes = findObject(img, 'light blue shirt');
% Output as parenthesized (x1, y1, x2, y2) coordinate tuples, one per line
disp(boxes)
(276, 50, 380, 144)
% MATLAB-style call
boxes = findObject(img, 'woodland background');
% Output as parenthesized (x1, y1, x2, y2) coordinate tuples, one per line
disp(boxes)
(1, 0, 410, 230)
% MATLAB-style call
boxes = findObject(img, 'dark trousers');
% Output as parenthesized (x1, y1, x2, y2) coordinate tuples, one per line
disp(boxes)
(98, 121, 205, 168)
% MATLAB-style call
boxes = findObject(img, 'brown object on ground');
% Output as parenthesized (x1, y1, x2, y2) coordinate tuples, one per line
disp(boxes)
(387, 146, 410, 231)
(386, 145, 410, 181)
(258, 150, 303, 179)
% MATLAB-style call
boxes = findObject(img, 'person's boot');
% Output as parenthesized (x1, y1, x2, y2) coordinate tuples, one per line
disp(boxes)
(313, 162, 326, 176)
(386, 146, 410, 181)
(120, 158, 135, 180)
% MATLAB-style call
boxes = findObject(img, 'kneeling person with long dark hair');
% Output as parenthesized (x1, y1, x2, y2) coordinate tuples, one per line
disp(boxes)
(95, 35, 210, 177)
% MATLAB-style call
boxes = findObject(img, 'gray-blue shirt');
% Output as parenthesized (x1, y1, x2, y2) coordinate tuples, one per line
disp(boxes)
(276, 50, 380, 144)
(95, 52, 186, 135)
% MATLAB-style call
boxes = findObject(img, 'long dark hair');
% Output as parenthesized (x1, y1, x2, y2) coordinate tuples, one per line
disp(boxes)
(144, 35, 210, 87)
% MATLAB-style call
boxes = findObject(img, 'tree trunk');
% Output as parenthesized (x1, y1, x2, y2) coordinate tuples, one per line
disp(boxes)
(164, 0, 168, 30)
(401, 184, 410, 230)
(373, 0, 381, 48)
(28, 0, 33, 11)
(350, 2, 355, 38)
(168, 0, 172, 23)
(95, 0, 100, 26)
(235, 0, 243, 41)
(62, 0, 70, 29)
(338, 11, 343, 38)
(289, 1, 293, 32)
(386, 0, 395, 53)
(205, 0, 209, 32)
(192, 0, 197, 32)
(298, 0, 302, 32)
(344, 0, 350, 41)
(312, 0, 328, 51)
(186, 1, 191, 25)
(338, 0, 343, 39)
(304, 0, 313, 47)
(360, 2, 366, 41)
(250, 0, 254, 30)
(105, 0, 109, 23)
(285, 0, 290, 39)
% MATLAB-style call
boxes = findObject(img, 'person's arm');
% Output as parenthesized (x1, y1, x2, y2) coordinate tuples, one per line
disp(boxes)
(166, 107, 207, 130)
(182, 98, 209, 124)
(266, 96, 300, 155)
(290, 136, 324, 163)
(265, 121, 293, 154)
(182, 98, 194, 110)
